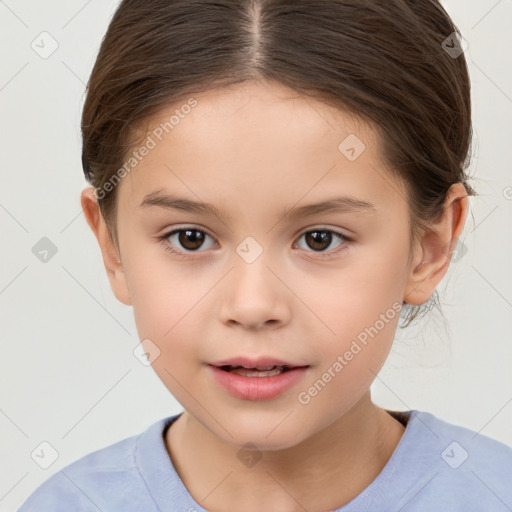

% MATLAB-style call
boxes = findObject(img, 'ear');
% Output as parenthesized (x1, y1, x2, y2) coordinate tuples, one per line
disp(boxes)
(80, 187, 132, 306)
(404, 182, 468, 306)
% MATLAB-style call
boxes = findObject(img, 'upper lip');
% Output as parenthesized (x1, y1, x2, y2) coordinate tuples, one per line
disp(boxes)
(209, 356, 309, 369)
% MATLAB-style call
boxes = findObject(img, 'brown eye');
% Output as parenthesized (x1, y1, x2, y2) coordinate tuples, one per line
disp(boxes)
(295, 228, 350, 257)
(304, 230, 334, 251)
(177, 229, 206, 250)
(162, 228, 216, 255)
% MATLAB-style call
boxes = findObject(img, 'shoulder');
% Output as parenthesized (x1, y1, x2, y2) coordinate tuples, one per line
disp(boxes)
(415, 409, 512, 467)
(17, 417, 171, 512)
(403, 410, 512, 510)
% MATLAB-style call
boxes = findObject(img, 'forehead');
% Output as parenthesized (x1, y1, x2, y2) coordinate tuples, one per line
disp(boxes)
(118, 81, 408, 218)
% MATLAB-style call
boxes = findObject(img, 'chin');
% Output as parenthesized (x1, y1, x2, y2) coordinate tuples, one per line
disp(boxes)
(209, 414, 312, 452)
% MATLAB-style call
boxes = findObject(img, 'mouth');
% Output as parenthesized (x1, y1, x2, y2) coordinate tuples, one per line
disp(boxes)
(208, 361, 310, 401)
(209, 356, 310, 378)
(216, 364, 300, 377)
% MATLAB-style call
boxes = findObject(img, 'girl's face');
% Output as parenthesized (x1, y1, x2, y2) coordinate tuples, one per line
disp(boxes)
(111, 81, 419, 449)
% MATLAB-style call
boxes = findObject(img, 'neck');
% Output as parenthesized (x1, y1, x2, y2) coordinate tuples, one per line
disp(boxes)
(165, 393, 406, 512)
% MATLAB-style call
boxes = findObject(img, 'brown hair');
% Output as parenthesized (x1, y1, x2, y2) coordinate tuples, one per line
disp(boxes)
(81, 0, 477, 328)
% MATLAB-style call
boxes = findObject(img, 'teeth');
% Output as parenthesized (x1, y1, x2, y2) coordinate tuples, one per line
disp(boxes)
(229, 366, 285, 377)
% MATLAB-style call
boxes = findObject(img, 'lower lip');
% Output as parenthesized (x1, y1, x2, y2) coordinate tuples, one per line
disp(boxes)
(208, 365, 309, 401)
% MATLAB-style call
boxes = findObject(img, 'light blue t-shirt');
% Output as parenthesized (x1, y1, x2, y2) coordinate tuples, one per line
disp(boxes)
(17, 409, 512, 511)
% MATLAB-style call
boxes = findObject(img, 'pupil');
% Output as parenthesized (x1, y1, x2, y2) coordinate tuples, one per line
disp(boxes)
(306, 230, 331, 251)
(179, 229, 204, 250)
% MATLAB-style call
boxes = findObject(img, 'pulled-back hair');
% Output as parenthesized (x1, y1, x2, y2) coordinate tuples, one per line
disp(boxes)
(81, 0, 476, 327)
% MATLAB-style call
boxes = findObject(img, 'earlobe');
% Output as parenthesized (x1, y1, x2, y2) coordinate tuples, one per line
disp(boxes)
(403, 183, 469, 306)
(80, 187, 132, 306)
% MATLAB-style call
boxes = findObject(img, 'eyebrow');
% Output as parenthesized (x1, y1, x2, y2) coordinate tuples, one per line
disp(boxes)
(139, 190, 377, 220)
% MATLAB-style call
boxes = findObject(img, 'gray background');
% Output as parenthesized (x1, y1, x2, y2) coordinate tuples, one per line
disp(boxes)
(1, 0, 511, 510)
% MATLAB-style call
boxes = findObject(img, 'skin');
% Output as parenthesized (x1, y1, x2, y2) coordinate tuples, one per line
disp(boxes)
(81, 80, 468, 511)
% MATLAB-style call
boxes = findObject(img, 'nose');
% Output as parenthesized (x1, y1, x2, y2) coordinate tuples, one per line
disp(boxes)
(218, 255, 291, 331)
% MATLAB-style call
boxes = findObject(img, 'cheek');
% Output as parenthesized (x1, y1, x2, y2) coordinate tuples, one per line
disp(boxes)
(298, 308, 400, 417)
(126, 257, 218, 369)
(324, 240, 408, 321)
(295, 254, 405, 341)
(292, 250, 405, 384)
(126, 255, 194, 342)
(320, 298, 400, 376)
(129, 272, 205, 401)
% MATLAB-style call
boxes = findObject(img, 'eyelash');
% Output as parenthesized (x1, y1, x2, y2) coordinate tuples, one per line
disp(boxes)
(158, 226, 353, 260)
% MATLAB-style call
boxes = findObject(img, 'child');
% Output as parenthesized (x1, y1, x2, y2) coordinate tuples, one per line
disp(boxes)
(18, 0, 512, 510)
